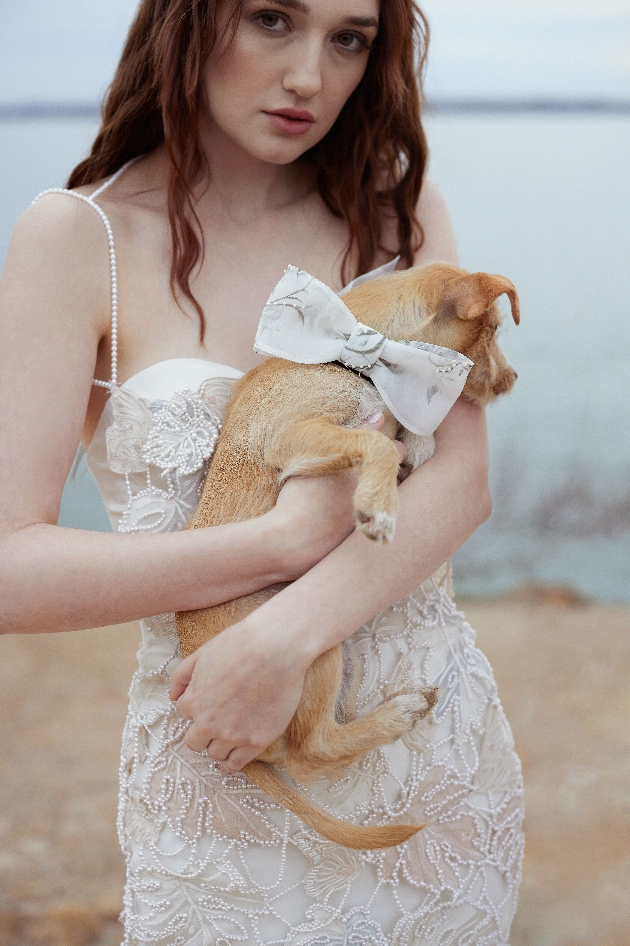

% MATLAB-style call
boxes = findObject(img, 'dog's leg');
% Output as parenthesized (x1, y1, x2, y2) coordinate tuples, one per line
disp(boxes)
(266, 418, 401, 543)
(264, 646, 438, 782)
(286, 693, 438, 783)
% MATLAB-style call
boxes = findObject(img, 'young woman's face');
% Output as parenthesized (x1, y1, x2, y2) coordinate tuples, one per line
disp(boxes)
(203, 0, 379, 164)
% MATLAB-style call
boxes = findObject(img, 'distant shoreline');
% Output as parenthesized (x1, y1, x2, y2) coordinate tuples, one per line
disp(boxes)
(1, 99, 630, 121)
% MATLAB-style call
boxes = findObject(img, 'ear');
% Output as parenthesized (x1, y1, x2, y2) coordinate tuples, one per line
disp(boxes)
(442, 273, 520, 325)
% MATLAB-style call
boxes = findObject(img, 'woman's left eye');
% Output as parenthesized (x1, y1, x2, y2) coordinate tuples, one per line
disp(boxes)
(334, 31, 369, 52)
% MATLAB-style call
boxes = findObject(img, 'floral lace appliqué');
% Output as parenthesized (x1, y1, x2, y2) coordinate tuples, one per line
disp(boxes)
(106, 377, 236, 535)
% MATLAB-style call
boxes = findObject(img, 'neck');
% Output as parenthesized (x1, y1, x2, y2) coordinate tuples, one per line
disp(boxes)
(196, 120, 316, 224)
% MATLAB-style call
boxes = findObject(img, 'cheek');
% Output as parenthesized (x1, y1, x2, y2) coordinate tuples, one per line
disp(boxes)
(204, 39, 273, 110)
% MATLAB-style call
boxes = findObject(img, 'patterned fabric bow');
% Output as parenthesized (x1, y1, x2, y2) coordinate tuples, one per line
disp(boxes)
(254, 265, 474, 436)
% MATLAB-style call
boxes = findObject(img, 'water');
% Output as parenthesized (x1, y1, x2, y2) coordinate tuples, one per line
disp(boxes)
(1, 114, 628, 601)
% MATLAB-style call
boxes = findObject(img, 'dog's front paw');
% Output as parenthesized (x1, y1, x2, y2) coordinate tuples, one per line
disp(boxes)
(355, 509, 396, 543)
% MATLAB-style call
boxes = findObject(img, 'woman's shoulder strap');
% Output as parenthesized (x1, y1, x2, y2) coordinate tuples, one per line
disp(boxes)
(28, 159, 139, 389)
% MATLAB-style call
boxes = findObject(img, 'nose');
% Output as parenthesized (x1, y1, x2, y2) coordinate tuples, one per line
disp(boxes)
(282, 41, 323, 99)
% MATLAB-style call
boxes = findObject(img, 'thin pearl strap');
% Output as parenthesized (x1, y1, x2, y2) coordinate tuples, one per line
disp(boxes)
(29, 158, 140, 390)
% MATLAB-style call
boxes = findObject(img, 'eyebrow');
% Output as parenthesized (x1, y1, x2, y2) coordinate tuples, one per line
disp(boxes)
(261, 0, 378, 29)
(271, 0, 311, 12)
(343, 15, 379, 28)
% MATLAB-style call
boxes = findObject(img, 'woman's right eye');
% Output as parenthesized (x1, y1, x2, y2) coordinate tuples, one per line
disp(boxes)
(256, 11, 287, 31)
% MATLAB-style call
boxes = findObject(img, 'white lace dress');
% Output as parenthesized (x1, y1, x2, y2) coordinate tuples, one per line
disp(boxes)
(36, 172, 524, 945)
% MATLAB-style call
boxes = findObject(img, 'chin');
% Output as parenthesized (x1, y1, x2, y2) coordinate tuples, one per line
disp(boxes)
(247, 136, 316, 166)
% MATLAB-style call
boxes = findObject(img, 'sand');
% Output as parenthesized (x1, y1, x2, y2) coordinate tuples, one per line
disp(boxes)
(0, 592, 628, 945)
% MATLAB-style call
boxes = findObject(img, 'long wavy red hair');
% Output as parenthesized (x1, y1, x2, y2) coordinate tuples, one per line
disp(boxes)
(69, 0, 429, 339)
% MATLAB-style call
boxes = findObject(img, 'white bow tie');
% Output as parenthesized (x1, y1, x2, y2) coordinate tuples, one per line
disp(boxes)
(254, 266, 473, 437)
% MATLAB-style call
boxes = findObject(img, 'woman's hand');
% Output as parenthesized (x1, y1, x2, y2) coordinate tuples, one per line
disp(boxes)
(170, 617, 308, 774)
(270, 413, 407, 581)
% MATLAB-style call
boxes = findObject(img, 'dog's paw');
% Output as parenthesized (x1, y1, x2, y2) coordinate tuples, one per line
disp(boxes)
(390, 688, 439, 729)
(355, 510, 396, 543)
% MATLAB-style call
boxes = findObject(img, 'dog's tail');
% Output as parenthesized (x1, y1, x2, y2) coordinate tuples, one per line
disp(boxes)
(243, 760, 425, 850)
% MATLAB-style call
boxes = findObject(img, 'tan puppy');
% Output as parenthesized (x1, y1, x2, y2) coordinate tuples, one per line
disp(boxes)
(177, 262, 520, 849)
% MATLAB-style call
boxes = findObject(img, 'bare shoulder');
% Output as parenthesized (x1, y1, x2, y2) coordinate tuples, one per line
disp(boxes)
(13, 187, 109, 249)
(414, 180, 459, 267)
(415, 179, 449, 226)
(378, 179, 459, 268)
(2, 190, 111, 334)
(8, 190, 110, 285)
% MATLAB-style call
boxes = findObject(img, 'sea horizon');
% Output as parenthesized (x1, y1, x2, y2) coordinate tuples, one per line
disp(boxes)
(2, 98, 630, 121)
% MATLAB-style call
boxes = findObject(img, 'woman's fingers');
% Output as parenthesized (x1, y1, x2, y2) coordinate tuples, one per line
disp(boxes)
(171, 625, 306, 771)
(219, 746, 259, 776)
(182, 721, 213, 754)
(393, 439, 407, 463)
(205, 738, 233, 762)
(361, 411, 385, 430)
(169, 652, 196, 701)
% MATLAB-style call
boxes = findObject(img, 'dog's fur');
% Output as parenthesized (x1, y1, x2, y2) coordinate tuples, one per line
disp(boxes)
(176, 262, 520, 849)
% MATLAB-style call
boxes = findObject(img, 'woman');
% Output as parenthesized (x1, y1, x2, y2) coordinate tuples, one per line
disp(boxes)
(0, 0, 524, 942)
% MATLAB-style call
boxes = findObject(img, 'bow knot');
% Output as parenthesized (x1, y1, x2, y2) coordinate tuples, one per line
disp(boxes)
(339, 323, 387, 370)
(254, 265, 473, 436)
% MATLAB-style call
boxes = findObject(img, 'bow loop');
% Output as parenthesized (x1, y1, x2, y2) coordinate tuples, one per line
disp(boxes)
(254, 266, 473, 436)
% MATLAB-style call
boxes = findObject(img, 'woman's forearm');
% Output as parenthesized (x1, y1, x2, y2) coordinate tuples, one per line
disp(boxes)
(0, 515, 285, 635)
(0, 450, 368, 637)
(242, 399, 491, 666)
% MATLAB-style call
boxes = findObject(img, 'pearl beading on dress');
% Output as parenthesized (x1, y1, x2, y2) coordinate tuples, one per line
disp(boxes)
(30, 158, 140, 390)
(117, 576, 524, 946)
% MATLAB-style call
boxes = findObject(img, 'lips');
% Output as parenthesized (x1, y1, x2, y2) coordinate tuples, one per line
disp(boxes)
(264, 109, 315, 136)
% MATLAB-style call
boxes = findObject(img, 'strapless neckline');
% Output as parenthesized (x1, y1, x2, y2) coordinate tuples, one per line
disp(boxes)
(119, 357, 243, 401)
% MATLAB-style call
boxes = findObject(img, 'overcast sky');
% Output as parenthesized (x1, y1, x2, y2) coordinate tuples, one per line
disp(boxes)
(0, 0, 628, 103)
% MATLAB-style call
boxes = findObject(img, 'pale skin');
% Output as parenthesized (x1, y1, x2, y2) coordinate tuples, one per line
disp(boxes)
(0, 0, 490, 773)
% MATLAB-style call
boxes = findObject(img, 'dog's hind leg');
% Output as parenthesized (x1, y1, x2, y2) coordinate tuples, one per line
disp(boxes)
(271, 646, 438, 783)
(266, 418, 401, 544)
(286, 690, 438, 782)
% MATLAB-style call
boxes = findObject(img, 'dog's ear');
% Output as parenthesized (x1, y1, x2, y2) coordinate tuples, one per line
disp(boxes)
(441, 273, 520, 325)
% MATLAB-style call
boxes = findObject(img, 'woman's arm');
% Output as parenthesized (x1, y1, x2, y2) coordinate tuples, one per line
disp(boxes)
(0, 197, 362, 635)
(172, 397, 491, 770)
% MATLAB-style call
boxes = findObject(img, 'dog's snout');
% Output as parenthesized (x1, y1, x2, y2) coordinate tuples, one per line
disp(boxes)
(513, 371, 518, 381)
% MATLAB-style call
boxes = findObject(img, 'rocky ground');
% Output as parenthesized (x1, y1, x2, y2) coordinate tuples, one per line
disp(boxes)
(0, 590, 628, 945)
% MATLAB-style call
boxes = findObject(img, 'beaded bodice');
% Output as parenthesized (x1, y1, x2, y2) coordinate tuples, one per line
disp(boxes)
(85, 359, 242, 536)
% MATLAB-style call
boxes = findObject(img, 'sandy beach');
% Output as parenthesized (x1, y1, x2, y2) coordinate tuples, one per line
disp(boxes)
(0, 591, 628, 946)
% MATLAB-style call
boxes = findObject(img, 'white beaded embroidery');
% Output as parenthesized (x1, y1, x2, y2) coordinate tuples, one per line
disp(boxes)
(119, 577, 524, 946)
(108, 379, 234, 536)
(141, 388, 222, 476)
